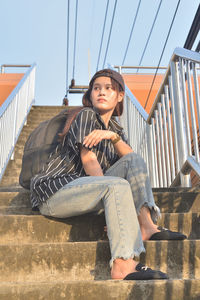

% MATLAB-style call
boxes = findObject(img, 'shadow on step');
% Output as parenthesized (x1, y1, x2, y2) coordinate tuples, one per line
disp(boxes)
(45, 212, 108, 242)
(140, 239, 199, 280)
(155, 191, 200, 213)
(126, 279, 200, 300)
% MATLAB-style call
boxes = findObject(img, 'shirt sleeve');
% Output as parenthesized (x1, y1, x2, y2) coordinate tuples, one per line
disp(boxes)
(66, 108, 97, 154)
(119, 130, 132, 148)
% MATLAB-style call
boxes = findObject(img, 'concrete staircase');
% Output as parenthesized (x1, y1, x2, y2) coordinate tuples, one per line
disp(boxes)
(0, 106, 199, 300)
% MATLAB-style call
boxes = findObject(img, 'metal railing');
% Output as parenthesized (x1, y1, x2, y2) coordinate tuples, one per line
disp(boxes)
(0, 63, 36, 183)
(115, 47, 200, 187)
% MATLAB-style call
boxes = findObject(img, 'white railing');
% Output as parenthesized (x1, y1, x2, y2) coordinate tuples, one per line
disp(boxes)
(115, 47, 200, 187)
(0, 64, 36, 182)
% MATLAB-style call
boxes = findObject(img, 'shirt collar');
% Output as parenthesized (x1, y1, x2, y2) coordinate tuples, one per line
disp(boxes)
(93, 107, 123, 133)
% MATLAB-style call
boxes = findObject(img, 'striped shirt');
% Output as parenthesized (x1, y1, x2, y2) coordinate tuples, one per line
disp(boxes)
(30, 107, 128, 208)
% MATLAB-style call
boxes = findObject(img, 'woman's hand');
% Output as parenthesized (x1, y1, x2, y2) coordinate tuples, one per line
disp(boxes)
(83, 130, 116, 148)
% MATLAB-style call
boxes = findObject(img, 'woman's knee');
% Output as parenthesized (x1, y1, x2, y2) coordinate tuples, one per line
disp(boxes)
(106, 176, 130, 187)
(106, 177, 132, 197)
(126, 152, 147, 170)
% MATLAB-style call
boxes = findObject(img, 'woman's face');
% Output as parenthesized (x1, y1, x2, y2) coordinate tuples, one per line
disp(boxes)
(90, 76, 123, 115)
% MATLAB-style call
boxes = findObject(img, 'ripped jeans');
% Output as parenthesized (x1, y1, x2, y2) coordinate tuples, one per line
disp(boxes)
(39, 152, 160, 267)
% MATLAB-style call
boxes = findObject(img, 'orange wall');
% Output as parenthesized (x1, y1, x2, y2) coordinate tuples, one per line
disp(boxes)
(123, 74, 164, 114)
(123, 73, 200, 114)
(0, 73, 24, 106)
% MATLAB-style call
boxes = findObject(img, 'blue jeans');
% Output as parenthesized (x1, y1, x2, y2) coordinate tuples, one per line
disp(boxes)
(39, 152, 160, 267)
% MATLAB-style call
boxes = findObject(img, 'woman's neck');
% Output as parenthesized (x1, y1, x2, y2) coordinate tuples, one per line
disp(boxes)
(100, 111, 113, 128)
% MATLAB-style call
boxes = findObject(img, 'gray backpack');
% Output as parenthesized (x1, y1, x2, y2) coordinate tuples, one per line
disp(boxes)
(19, 109, 69, 189)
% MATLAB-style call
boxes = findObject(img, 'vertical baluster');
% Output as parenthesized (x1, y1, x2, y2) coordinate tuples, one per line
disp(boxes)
(192, 62, 200, 135)
(164, 85, 175, 181)
(127, 96, 130, 143)
(134, 107, 136, 148)
(11, 93, 19, 160)
(24, 74, 30, 126)
(134, 108, 138, 152)
(140, 115, 143, 156)
(186, 60, 199, 163)
(155, 110, 163, 187)
(179, 58, 192, 156)
(142, 119, 146, 160)
(139, 115, 142, 154)
(130, 105, 133, 150)
(169, 74, 180, 174)
(145, 123, 149, 176)
(147, 123, 155, 186)
(161, 93, 171, 185)
(132, 106, 136, 151)
(152, 117, 159, 187)
(170, 61, 190, 186)
(129, 102, 133, 147)
(144, 122, 148, 164)
(158, 102, 167, 187)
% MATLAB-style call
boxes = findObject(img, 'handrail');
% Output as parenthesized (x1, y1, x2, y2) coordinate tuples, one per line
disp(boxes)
(171, 156, 200, 187)
(0, 63, 36, 183)
(113, 47, 200, 187)
(148, 48, 200, 123)
(1, 64, 32, 73)
(0, 63, 36, 117)
(114, 65, 167, 70)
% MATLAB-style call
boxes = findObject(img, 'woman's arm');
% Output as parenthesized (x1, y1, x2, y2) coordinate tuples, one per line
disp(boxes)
(80, 147, 103, 176)
(112, 137, 133, 157)
(83, 130, 133, 158)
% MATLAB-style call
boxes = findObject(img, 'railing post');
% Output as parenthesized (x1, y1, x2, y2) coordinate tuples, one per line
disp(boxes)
(170, 61, 191, 187)
(11, 94, 19, 160)
(146, 124, 156, 187)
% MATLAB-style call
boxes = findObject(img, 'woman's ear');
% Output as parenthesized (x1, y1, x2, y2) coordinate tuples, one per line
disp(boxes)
(118, 91, 124, 103)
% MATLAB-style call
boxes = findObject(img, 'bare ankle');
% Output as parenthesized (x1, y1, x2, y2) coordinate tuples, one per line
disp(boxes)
(138, 206, 160, 240)
(111, 258, 138, 280)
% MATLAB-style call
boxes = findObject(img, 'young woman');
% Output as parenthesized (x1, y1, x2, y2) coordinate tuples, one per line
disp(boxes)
(30, 69, 186, 280)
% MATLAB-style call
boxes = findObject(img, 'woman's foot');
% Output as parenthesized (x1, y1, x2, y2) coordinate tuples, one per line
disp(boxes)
(149, 226, 187, 240)
(111, 258, 138, 280)
(123, 263, 168, 280)
(111, 258, 168, 280)
(138, 207, 187, 240)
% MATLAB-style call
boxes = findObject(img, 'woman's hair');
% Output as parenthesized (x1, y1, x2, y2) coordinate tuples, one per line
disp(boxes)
(59, 76, 124, 141)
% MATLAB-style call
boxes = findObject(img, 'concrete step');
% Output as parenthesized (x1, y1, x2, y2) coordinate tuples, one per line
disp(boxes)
(0, 213, 199, 243)
(31, 105, 73, 111)
(2, 168, 21, 178)
(0, 240, 199, 282)
(0, 189, 199, 213)
(0, 177, 19, 187)
(0, 279, 199, 300)
(3, 160, 22, 170)
(27, 114, 63, 122)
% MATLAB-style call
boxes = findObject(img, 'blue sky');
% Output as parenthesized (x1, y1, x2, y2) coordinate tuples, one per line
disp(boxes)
(0, 0, 199, 106)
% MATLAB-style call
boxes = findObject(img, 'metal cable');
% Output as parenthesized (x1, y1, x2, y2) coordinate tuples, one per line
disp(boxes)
(66, 0, 70, 95)
(96, 0, 109, 71)
(122, 0, 142, 65)
(144, 0, 181, 109)
(72, 0, 79, 79)
(102, 0, 118, 69)
(137, 0, 163, 70)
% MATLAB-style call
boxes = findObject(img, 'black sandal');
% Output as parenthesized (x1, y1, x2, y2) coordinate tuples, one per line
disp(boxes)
(149, 226, 187, 240)
(123, 263, 168, 280)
